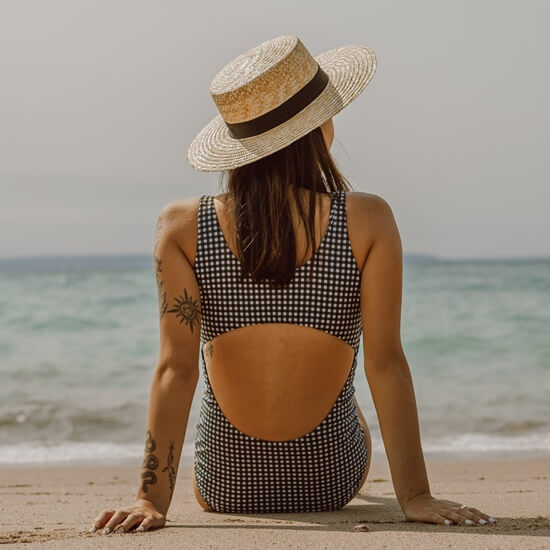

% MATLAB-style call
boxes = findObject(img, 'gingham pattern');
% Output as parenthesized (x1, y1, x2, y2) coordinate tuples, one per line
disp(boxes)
(192, 190, 366, 513)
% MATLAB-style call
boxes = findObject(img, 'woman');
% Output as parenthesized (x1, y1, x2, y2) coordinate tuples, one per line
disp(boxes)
(89, 35, 495, 533)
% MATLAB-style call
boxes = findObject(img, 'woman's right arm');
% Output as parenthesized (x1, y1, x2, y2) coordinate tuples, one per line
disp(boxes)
(89, 203, 202, 534)
(358, 193, 494, 526)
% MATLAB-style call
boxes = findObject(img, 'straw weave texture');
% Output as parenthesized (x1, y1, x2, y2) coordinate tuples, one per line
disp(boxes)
(188, 35, 377, 172)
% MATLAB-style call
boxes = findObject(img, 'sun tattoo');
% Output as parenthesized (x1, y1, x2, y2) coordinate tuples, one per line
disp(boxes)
(167, 289, 201, 333)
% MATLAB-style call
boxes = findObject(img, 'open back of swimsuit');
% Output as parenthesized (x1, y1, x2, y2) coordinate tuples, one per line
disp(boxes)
(193, 189, 367, 513)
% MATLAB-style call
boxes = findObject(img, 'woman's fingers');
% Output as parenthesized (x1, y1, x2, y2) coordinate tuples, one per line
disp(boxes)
(451, 506, 479, 524)
(89, 504, 166, 534)
(422, 496, 496, 525)
(136, 515, 156, 532)
(103, 509, 129, 533)
(91, 509, 116, 531)
(442, 509, 474, 525)
(465, 505, 493, 523)
(117, 513, 144, 532)
(89, 501, 166, 534)
(404, 495, 497, 527)
(136, 515, 165, 531)
(447, 505, 493, 525)
(440, 504, 497, 526)
(426, 512, 451, 525)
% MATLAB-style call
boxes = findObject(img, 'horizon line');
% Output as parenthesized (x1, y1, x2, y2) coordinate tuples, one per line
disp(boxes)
(0, 252, 549, 263)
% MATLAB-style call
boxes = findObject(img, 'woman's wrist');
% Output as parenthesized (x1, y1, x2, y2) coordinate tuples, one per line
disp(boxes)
(400, 490, 433, 512)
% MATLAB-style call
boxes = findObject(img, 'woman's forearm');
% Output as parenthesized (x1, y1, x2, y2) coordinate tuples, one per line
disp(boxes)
(135, 364, 199, 516)
(365, 357, 430, 509)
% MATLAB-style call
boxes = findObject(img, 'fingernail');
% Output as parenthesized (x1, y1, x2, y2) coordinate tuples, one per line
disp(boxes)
(444, 519, 452, 525)
(104, 527, 112, 534)
(465, 519, 475, 526)
(89, 526, 97, 533)
(489, 517, 497, 523)
(137, 526, 145, 532)
(479, 519, 487, 525)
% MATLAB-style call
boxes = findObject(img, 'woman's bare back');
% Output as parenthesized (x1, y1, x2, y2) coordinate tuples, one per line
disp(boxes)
(177, 189, 373, 441)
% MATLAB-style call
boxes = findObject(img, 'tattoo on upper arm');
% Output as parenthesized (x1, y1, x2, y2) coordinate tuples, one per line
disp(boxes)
(154, 215, 200, 330)
(154, 255, 168, 320)
(154, 216, 163, 255)
(167, 289, 202, 333)
(154, 216, 168, 320)
(161, 440, 177, 496)
(141, 430, 159, 492)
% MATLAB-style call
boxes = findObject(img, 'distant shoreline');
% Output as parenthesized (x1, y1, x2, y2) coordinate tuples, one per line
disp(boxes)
(1, 252, 549, 272)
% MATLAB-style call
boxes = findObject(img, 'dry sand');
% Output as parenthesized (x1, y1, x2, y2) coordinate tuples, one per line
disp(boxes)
(1, 456, 549, 549)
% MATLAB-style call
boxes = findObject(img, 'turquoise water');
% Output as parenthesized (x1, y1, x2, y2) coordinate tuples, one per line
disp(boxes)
(0, 254, 549, 465)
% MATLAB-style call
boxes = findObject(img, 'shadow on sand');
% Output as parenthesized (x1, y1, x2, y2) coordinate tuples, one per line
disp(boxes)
(171, 493, 550, 539)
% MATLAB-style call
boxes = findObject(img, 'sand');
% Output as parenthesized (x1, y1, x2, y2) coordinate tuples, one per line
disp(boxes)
(1, 456, 549, 549)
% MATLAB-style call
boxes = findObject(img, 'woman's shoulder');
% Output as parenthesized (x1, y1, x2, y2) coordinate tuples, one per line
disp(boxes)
(346, 191, 396, 230)
(154, 197, 202, 263)
(345, 191, 399, 270)
(156, 196, 202, 230)
(346, 190, 393, 212)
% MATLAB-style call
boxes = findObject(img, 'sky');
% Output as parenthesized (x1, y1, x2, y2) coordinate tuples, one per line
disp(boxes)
(0, 0, 548, 260)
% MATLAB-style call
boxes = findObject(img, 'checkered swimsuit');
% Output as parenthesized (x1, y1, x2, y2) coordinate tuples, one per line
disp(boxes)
(193, 189, 366, 513)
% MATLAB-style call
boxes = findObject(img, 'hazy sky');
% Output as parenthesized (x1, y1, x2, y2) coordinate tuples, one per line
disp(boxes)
(1, 0, 548, 260)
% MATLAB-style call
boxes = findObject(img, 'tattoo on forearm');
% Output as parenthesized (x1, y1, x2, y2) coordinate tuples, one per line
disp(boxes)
(141, 430, 159, 492)
(161, 440, 177, 496)
(167, 288, 201, 333)
(204, 340, 214, 359)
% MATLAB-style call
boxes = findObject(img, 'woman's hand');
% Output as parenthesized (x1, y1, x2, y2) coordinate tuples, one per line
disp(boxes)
(89, 499, 166, 534)
(402, 493, 496, 526)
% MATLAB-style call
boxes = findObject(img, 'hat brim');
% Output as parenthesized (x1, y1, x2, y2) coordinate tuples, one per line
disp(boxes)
(187, 44, 377, 172)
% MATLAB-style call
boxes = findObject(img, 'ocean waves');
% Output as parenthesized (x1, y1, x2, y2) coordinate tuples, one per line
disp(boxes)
(1, 254, 549, 465)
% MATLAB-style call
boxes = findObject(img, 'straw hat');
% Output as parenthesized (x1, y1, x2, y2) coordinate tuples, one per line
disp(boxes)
(187, 34, 377, 172)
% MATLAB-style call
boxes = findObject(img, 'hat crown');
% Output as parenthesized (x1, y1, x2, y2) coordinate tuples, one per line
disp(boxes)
(209, 35, 319, 124)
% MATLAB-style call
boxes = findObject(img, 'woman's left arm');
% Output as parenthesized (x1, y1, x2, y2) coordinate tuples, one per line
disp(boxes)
(132, 203, 204, 516)
(91, 202, 203, 533)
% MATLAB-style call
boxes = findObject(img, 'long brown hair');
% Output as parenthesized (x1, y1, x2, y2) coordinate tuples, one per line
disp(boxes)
(218, 125, 353, 287)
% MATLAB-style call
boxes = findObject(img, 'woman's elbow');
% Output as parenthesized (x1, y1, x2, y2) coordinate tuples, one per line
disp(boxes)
(154, 360, 200, 386)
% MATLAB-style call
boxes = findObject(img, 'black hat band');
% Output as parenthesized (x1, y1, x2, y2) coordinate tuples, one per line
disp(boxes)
(224, 64, 330, 140)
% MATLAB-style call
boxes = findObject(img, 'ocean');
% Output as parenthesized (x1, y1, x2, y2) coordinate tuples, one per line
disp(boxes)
(1, 254, 549, 466)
